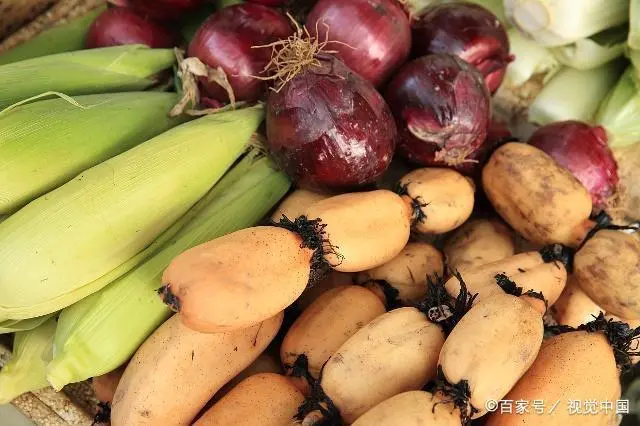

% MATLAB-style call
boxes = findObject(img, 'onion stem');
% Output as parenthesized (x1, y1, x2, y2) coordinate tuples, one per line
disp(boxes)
(504, 0, 629, 47)
(550, 24, 628, 70)
(504, 28, 559, 88)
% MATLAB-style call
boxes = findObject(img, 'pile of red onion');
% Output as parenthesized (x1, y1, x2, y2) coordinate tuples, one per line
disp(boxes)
(412, 3, 512, 94)
(528, 121, 620, 210)
(91, 0, 518, 192)
(384, 53, 491, 168)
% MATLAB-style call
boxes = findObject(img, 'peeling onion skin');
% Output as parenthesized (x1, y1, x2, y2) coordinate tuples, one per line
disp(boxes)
(86, 8, 179, 49)
(306, 0, 412, 87)
(528, 121, 620, 211)
(412, 3, 511, 94)
(188, 4, 293, 103)
(266, 55, 398, 191)
(384, 54, 490, 168)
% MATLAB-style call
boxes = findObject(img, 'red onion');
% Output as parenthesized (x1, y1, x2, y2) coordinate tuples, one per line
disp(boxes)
(246, 0, 287, 5)
(384, 53, 491, 167)
(412, 3, 511, 94)
(86, 8, 178, 49)
(125, 0, 207, 21)
(305, 0, 411, 86)
(188, 4, 292, 103)
(529, 121, 620, 209)
(266, 54, 397, 191)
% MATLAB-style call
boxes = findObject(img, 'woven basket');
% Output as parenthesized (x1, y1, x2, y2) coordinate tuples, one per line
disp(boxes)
(0, 6, 106, 425)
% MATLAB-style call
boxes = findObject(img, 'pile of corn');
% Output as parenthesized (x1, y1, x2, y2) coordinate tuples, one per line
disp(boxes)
(0, 44, 291, 405)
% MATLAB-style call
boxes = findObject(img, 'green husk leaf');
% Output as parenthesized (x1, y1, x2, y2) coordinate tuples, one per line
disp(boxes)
(0, 45, 175, 110)
(0, 6, 106, 66)
(0, 317, 57, 404)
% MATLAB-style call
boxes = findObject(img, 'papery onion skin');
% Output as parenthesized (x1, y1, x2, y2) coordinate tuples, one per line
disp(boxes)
(86, 8, 179, 49)
(306, 0, 411, 86)
(129, 0, 207, 21)
(412, 3, 511, 94)
(266, 55, 397, 191)
(528, 121, 620, 210)
(384, 53, 491, 168)
(188, 4, 292, 103)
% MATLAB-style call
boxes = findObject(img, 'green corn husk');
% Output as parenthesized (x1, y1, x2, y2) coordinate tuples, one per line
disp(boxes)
(629, 0, 640, 50)
(0, 6, 106, 66)
(0, 314, 54, 335)
(528, 59, 625, 125)
(47, 153, 290, 390)
(550, 24, 628, 70)
(0, 45, 175, 110)
(595, 66, 640, 148)
(0, 105, 264, 321)
(0, 92, 185, 215)
(0, 317, 56, 404)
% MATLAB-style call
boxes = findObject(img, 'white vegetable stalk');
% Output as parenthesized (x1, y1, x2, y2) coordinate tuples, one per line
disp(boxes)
(528, 59, 625, 125)
(461, 0, 510, 26)
(550, 25, 628, 70)
(595, 66, 640, 148)
(504, 0, 629, 47)
(503, 28, 560, 88)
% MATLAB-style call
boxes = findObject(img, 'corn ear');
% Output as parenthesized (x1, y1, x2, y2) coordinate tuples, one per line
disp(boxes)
(0, 6, 106, 66)
(0, 317, 56, 404)
(0, 92, 186, 215)
(0, 105, 264, 320)
(0, 45, 175, 110)
(47, 153, 291, 390)
(0, 314, 54, 335)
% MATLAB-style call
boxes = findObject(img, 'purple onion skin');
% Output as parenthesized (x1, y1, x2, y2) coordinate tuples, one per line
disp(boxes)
(306, 0, 411, 87)
(529, 121, 619, 209)
(384, 53, 490, 168)
(266, 55, 397, 191)
(246, 0, 287, 5)
(128, 0, 206, 21)
(412, 3, 511, 94)
(188, 4, 293, 103)
(86, 8, 179, 49)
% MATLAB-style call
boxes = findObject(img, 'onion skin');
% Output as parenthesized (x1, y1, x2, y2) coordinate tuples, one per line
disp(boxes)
(188, 4, 292, 103)
(528, 121, 619, 210)
(129, 0, 207, 21)
(306, 0, 411, 87)
(266, 55, 397, 191)
(246, 0, 287, 5)
(385, 54, 490, 167)
(86, 8, 179, 49)
(412, 3, 511, 94)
